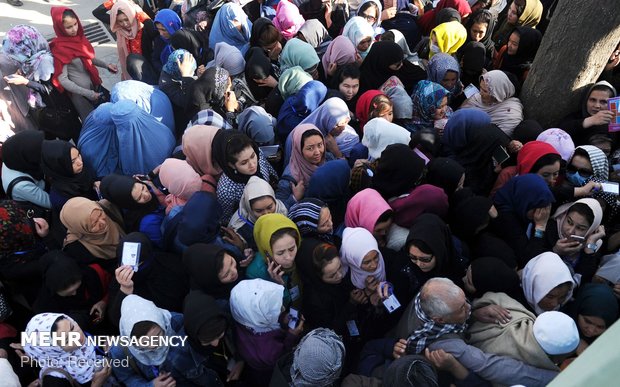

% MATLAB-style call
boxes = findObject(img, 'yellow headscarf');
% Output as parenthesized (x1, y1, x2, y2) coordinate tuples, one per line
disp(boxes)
(253, 213, 301, 260)
(430, 21, 467, 59)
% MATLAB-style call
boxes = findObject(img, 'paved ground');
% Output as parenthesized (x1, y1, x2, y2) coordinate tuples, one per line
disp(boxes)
(0, 0, 121, 89)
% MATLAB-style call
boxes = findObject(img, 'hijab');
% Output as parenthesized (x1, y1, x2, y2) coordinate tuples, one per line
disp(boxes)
(229, 176, 288, 231)
(238, 106, 277, 146)
(372, 144, 425, 199)
(362, 118, 411, 160)
(188, 66, 230, 116)
(183, 290, 228, 352)
(153, 9, 182, 64)
(159, 158, 204, 213)
(280, 38, 320, 73)
(405, 213, 458, 278)
(553, 198, 603, 240)
(305, 160, 351, 225)
(278, 66, 313, 99)
(183, 243, 239, 298)
(2, 24, 53, 82)
(571, 284, 619, 335)
(391, 184, 450, 228)
(254, 213, 301, 259)
(385, 29, 417, 63)
(288, 198, 332, 241)
(429, 21, 467, 59)
(469, 257, 521, 299)
(207, 42, 245, 76)
(245, 47, 274, 101)
(211, 130, 261, 184)
(499, 26, 542, 79)
(493, 174, 555, 224)
(300, 97, 350, 137)
(298, 19, 331, 50)
(119, 295, 173, 365)
(288, 124, 326, 186)
(230, 279, 284, 333)
(537, 128, 575, 162)
(596, 253, 620, 284)
(273, 0, 306, 40)
(493, 0, 543, 43)
(41, 140, 93, 198)
(356, 0, 383, 31)
(24, 313, 96, 384)
(427, 53, 461, 94)
(60, 197, 126, 259)
(522, 252, 574, 315)
(163, 48, 197, 79)
(321, 36, 357, 75)
(463, 9, 496, 54)
(411, 80, 450, 127)
(277, 80, 327, 141)
(176, 192, 222, 246)
(50, 7, 101, 93)
(345, 188, 391, 234)
(449, 192, 494, 240)
(572, 145, 609, 181)
(169, 29, 209, 66)
(340, 227, 386, 289)
(342, 17, 375, 59)
(516, 140, 560, 175)
(513, 119, 544, 144)
(0, 201, 37, 255)
(359, 41, 404, 92)
(425, 157, 465, 196)
(355, 90, 384, 130)
(110, 0, 144, 80)
(182, 124, 222, 176)
(383, 81, 413, 120)
(209, 2, 252, 55)
(418, 0, 472, 35)
(2, 130, 45, 180)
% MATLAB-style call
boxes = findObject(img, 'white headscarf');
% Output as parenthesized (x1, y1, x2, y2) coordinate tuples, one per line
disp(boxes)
(119, 295, 173, 366)
(339, 227, 386, 289)
(23, 313, 96, 384)
(553, 198, 603, 240)
(228, 176, 288, 231)
(521, 252, 575, 315)
(362, 118, 411, 160)
(596, 253, 620, 284)
(230, 279, 284, 333)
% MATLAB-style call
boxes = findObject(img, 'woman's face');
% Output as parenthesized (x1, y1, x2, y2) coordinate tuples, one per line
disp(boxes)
(302, 135, 325, 165)
(270, 234, 297, 269)
(70, 147, 83, 174)
(321, 257, 344, 284)
(388, 60, 403, 71)
(373, 218, 392, 247)
(360, 4, 378, 25)
(538, 283, 572, 312)
(433, 96, 449, 120)
(339, 77, 360, 101)
(408, 244, 436, 272)
(470, 22, 488, 42)
(131, 183, 152, 204)
(360, 250, 379, 272)
(232, 146, 258, 176)
(358, 37, 372, 53)
(577, 314, 606, 338)
(441, 71, 458, 92)
(218, 253, 239, 283)
(561, 210, 591, 238)
(586, 89, 612, 116)
(479, 79, 496, 105)
(89, 209, 107, 233)
(317, 207, 333, 234)
(536, 161, 561, 186)
(507, 32, 520, 55)
(55, 318, 85, 352)
(462, 265, 476, 294)
(569, 155, 593, 178)
(331, 117, 350, 137)
(379, 107, 394, 122)
(250, 196, 276, 218)
(62, 16, 79, 37)
(155, 22, 171, 40)
(57, 280, 82, 297)
(507, 2, 519, 25)
(263, 40, 282, 61)
(115, 12, 132, 32)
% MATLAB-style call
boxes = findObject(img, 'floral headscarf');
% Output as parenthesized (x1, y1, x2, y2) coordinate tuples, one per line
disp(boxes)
(163, 49, 196, 79)
(2, 25, 54, 82)
(411, 80, 450, 124)
(427, 53, 462, 94)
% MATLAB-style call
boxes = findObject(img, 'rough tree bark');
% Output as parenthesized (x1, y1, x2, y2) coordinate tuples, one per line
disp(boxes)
(520, 0, 620, 128)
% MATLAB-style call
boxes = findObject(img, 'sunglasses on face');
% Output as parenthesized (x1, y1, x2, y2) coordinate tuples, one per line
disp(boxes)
(409, 253, 434, 263)
(566, 164, 593, 178)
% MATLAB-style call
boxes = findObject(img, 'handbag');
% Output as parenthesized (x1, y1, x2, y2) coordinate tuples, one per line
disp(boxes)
(37, 88, 82, 141)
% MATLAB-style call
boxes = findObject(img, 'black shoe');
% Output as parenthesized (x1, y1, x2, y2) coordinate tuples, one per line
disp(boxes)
(7, 0, 23, 6)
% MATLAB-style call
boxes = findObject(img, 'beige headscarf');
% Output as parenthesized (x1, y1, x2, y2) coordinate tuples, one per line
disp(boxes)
(60, 197, 126, 259)
(182, 125, 223, 177)
(228, 176, 287, 231)
(110, 0, 144, 80)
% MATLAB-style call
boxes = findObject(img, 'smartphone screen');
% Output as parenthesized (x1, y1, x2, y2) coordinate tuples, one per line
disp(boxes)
(492, 146, 510, 166)
(260, 145, 280, 158)
(464, 84, 479, 98)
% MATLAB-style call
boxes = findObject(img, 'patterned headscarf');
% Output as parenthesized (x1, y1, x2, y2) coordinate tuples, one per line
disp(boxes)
(24, 313, 97, 384)
(406, 293, 468, 354)
(213, 67, 230, 102)
(288, 198, 333, 242)
(411, 80, 450, 124)
(427, 53, 461, 94)
(163, 49, 196, 79)
(2, 25, 54, 81)
(291, 328, 345, 386)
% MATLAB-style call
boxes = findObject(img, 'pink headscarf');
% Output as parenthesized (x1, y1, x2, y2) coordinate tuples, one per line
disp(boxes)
(321, 36, 357, 74)
(110, 0, 143, 80)
(159, 158, 204, 214)
(390, 184, 449, 228)
(182, 125, 222, 177)
(289, 123, 325, 186)
(273, 0, 305, 40)
(345, 188, 391, 233)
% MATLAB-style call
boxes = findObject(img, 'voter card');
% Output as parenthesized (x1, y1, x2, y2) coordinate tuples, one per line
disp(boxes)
(121, 242, 141, 272)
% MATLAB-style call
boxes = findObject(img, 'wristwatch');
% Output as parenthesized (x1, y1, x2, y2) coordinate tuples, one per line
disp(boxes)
(586, 243, 599, 253)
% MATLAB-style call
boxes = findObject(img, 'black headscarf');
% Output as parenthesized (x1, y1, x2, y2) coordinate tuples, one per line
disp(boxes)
(425, 157, 465, 196)
(469, 256, 521, 299)
(177, 192, 223, 246)
(169, 29, 212, 66)
(512, 119, 544, 144)
(100, 174, 159, 232)
(359, 41, 404, 92)
(245, 47, 274, 101)
(499, 26, 542, 80)
(464, 9, 496, 56)
(186, 66, 230, 119)
(3, 130, 45, 180)
(448, 190, 494, 240)
(249, 17, 276, 48)
(435, 7, 461, 25)
(41, 250, 83, 295)
(183, 289, 228, 353)
(459, 41, 486, 87)
(41, 140, 93, 198)
(183, 243, 239, 299)
(372, 144, 425, 200)
(296, 238, 339, 288)
(211, 130, 261, 184)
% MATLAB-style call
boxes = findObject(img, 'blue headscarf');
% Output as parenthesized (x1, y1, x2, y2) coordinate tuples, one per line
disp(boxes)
(306, 159, 351, 204)
(493, 174, 555, 224)
(442, 108, 492, 151)
(163, 49, 197, 79)
(177, 192, 223, 246)
(209, 3, 252, 55)
(276, 80, 328, 142)
(111, 80, 175, 132)
(154, 9, 182, 65)
(411, 80, 450, 125)
(570, 283, 619, 330)
(427, 53, 462, 95)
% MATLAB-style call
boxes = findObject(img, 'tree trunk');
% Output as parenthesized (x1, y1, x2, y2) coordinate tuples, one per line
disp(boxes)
(520, 0, 620, 128)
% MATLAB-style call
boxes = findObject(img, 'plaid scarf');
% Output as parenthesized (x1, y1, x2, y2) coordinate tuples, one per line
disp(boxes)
(406, 293, 468, 354)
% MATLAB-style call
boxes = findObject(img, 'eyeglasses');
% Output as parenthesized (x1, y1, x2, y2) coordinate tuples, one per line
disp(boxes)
(361, 14, 376, 23)
(408, 253, 434, 263)
(566, 164, 593, 178)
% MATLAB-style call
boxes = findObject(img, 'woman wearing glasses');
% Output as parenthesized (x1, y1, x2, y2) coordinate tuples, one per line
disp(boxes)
(356, 0, 384, 35)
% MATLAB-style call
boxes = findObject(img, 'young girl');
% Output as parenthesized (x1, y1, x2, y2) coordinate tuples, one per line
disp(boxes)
(50, 7, 117, 121)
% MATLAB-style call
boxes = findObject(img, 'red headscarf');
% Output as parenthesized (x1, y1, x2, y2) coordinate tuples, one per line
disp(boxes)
(355, 90, 384, 132)
(516, 141, 560, 175)
(418, 0, 472, 35)
(49, 7, 102, 93)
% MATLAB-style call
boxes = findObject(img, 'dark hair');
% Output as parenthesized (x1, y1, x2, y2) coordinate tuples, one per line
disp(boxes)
(250, 195, 275, 209)
(513, 0, 526, 18)
(571, 147, 591, 163)
(301, 129, 324, 150)
(214, 249, 228, 277)
(408, 240, 432, 255)
(567, 203, 595, 227)
(226, 134, 256, 166)
(258, 24, 281, 47)
(473, 0, 493, 9)
(62, 9, 78, 21)
(469, 8, 492, 26)
(376, 209, 394, 225)
(51, 316, 67, 333)
(197, 318, 227, 343)
(270, 227, 299, 249)
(368, 94, 393, 121)
(529, 153, 562, 174)
(117, 9, 126, 16)
(333, 64, 360, 87)
(312, 243, 340, 275)
(381, 30, 396, 43)
(358, 2, 379, 18)
(131, 321, 160, 338)
(590, 85, 615, 99)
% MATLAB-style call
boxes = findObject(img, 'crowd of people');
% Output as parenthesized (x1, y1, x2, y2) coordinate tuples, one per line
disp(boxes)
(1, 0, 620, 386)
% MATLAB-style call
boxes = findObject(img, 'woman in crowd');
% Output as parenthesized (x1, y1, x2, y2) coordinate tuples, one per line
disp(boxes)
(152, 9, 182, 73)
(183, 243, 241, 302)
(493, 0, 543, 49)
(297, 19, 332, 56)
(279, 38, 320, 77)
(209, 2, 253, 55)
(461, 8, 496, 66)
(521, 251, 575, 315)
(496, 26, 542, 82)
(345, 188, 393, 248)
(342, 16, 375, 62)
(288, 198, 336, 244)
(322, 36, 357, 81)
(410, 80, 451, 133)
(276, 80, 328, 142)
(355, 90, 392, 132)
(273, 0, 305, 41)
